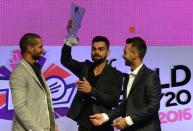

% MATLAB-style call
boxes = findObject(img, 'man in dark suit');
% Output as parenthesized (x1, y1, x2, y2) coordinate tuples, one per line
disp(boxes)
(90, 37, 161, 131)
(61, 36, 123, 131)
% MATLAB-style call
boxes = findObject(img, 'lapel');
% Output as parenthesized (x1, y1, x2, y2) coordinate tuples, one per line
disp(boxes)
(123, 73, 129, 100)
(130, 65, 146, 92)
(20, 59, 45, 90)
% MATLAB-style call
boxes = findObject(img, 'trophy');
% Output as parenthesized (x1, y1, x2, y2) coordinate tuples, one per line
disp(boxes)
(65, 3, 85, 47)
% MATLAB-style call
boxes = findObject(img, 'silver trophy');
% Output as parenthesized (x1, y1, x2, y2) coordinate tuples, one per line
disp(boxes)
(65, 3, 85, 47)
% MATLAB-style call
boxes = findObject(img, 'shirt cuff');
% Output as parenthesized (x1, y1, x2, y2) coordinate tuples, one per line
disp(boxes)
(125, 116, 134, 126)
(102, 113, 109, 122)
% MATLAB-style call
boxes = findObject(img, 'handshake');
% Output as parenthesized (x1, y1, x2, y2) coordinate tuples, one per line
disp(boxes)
(90, 114, 129, 130)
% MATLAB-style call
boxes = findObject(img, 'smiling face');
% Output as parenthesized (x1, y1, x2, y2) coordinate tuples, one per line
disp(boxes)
(29, 38, 44, 60)
(122, 43, 136, 66)
(91, 41, 109, 65)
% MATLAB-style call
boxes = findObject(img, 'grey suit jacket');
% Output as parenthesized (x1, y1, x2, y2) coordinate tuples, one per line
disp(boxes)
(10, 59, 55, 131)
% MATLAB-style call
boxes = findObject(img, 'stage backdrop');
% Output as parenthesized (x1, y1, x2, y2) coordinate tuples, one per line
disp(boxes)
(0, 0, 193, 46)
(1, 0, 193, 131)
(0, 46, 192, 131)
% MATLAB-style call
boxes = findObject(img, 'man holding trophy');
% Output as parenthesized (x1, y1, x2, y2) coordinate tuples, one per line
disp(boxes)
(60, 4, 123, 131)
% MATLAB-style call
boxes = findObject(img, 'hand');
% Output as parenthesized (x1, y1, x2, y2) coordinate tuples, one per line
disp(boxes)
(76, 77, 92, 93)
(90, 114, 106, 126)
(56, 126, 58, 131)
(64, 36, 79, 47)
(64, 20, 79, 47)
(112, 117, 128, 130)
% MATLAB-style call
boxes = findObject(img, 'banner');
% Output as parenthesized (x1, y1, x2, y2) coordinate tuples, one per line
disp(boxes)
(0, 46, 192, 131)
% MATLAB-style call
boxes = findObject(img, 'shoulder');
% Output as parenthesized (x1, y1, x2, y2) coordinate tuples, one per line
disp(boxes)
(142, 65, 159, 78)
(10, 62, 26, 77)
(84, 59, 92, 65)
(107, 65, 123, 77)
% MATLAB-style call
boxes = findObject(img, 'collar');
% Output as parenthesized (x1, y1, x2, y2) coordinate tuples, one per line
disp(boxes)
(23, 58, 40, 71)
(130, 63, 143, 76)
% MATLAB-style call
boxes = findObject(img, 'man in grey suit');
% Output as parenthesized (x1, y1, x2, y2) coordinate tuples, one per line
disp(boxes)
(10, 33, 57, 131)
(90, 37, 161, 131)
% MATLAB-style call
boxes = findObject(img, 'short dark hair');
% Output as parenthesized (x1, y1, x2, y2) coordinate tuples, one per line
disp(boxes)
(92, 36, 109, 49)
(19, 33, 41, 55)
(126, 37, 147, 59)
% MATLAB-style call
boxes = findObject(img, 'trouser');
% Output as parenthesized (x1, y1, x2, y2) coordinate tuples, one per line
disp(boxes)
(78, 123, 114, 131)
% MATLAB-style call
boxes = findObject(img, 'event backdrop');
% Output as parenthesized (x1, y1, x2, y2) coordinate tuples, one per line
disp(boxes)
(0, 46, 193, 131)
(0, 0, 193, 46)
(0, 0, 193, 131)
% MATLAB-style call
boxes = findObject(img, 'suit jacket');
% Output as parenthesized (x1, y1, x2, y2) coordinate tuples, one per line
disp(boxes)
(108, 65, 161, 131)
(61, 45, 123, 130)
(10, 59, 55, 131)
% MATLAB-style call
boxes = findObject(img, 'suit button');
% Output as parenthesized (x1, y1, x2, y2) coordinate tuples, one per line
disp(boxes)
(81, 99, 84, 102)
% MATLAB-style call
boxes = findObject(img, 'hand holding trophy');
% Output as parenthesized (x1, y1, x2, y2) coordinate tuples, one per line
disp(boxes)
(64, 3, 85, 47)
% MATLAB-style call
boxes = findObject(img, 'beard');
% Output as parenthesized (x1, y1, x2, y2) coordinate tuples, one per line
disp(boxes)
(92, 55, 106, 65)
(31, 53, 41, 61)
(125, 60, 131, 66)
(124, 58, 133, 66)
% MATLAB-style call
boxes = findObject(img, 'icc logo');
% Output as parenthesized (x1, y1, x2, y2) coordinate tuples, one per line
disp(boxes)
(0, 50, 77, 120)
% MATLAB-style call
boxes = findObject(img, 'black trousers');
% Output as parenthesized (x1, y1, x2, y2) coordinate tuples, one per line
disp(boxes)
(78, 123, 114, 131)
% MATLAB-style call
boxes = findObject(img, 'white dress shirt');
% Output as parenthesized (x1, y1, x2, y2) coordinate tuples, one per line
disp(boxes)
(125, 63, 143, 126)
(102, 64, 144, 127)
